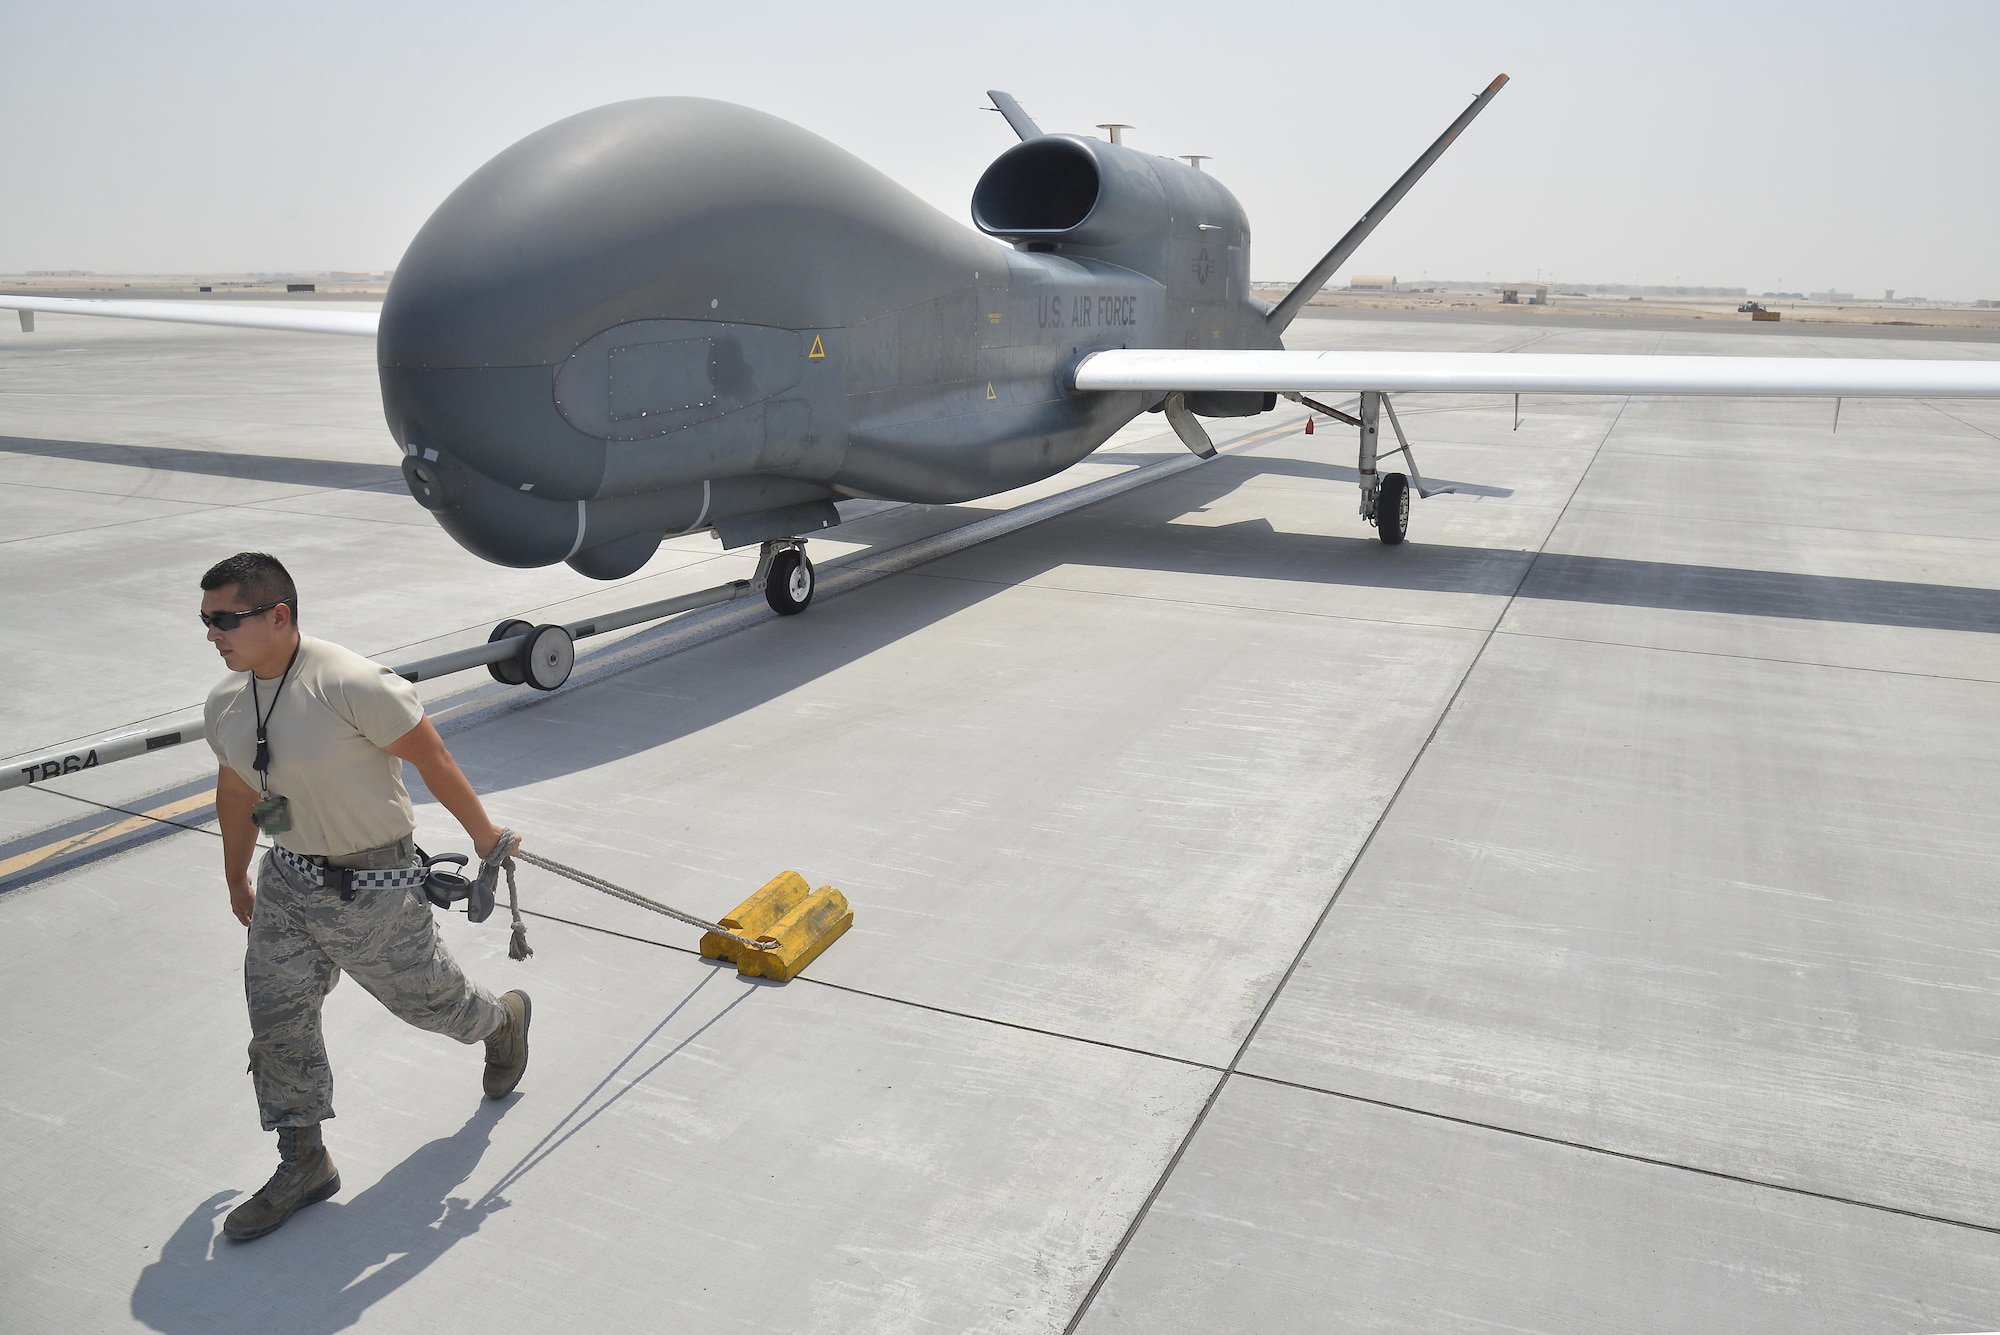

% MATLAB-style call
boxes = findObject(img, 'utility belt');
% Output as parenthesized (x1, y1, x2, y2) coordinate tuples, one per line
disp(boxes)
(271, 836, 424, 902)
(269, 834, 502, 922)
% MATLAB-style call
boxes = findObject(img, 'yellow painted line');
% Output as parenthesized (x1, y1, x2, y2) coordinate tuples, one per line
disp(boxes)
(0, 791, 213, 880)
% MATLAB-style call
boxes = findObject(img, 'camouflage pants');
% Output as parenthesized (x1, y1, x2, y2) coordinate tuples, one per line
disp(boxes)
(245, 848, 506, 1130)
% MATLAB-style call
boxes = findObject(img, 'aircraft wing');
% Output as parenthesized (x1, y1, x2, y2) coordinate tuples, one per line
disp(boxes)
(1071, 349, 2000, 398)
(1, 294, 377, 337)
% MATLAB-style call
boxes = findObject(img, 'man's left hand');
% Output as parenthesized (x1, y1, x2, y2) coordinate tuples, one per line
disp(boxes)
(475, 828, 521, 862)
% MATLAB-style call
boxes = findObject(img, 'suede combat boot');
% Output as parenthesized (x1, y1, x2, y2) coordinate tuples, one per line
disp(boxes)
(483, 989, 532, 1099)
(224, 1123, 340, 1242)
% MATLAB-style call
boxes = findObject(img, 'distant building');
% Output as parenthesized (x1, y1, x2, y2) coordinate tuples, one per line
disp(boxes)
(1809, 291, 1853, 302)
(1348, 275, 1397, 291)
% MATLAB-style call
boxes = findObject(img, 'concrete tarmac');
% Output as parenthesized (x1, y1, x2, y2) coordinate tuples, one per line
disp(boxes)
(3, 310, 1998, 1332)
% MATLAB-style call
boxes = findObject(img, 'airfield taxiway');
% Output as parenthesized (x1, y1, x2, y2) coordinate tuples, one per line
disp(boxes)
(3, 309, 1998, 1332)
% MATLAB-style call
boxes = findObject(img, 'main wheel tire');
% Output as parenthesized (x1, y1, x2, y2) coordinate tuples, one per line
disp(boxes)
(765, 548, 815, 616)
(517, 623, 574, 691)
(486, 619, 534, 685)
(1377, 472, 1410, 546)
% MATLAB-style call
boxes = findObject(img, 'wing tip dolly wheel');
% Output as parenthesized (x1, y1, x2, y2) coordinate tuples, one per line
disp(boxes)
(486, 619, 533, 685)
(765, 547, 815, 616)
(518, 623, 574, 691)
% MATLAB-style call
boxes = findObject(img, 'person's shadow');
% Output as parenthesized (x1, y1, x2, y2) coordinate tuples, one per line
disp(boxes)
(129, 971, 747, 1333)
(130, 1101, 510, 1335)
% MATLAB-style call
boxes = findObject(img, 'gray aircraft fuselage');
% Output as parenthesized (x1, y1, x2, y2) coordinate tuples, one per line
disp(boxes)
(381, 97, 1279, 579)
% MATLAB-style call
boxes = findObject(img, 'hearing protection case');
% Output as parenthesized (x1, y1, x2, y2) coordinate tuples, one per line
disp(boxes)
(418, 849, 495, 923)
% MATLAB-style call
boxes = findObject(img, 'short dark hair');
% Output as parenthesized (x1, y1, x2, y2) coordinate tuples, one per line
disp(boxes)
(200, 552, 299, 622)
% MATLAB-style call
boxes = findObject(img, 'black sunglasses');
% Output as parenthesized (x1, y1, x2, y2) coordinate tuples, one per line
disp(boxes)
(198, 601, 283, 631)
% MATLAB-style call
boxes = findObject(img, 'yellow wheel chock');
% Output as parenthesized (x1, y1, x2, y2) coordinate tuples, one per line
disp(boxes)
(699, 871, 853, 982)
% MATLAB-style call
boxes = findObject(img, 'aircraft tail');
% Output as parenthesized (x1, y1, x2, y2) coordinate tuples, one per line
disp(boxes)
(1266, 74, 1509, 335)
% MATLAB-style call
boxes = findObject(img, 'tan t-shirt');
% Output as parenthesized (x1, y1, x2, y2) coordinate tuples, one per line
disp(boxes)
(205, 635, 425, 857)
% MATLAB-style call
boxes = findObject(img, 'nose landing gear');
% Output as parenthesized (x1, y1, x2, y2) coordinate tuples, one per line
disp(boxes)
(435, 538, 816, 693)
(762, 543, 815, 615)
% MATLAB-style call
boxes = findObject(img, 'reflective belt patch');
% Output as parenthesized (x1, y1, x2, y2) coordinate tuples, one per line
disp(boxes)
(273, 845, 426, 893)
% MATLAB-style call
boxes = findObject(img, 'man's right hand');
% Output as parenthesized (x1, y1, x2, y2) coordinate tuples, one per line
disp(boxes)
(215, 767, 261, 926)
(230, 879, 255, 927)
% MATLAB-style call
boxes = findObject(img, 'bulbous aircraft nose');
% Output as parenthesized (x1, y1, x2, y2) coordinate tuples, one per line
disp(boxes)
(375, 95, 986, 572)
(381, 95, 964, 375)
(378, 98, 857, 562)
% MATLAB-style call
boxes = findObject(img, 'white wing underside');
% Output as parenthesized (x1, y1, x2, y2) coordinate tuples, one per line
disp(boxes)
(9, 299, 1999, 399)
(0, 294, 378, 337)
(1073, 348, 2000, 399)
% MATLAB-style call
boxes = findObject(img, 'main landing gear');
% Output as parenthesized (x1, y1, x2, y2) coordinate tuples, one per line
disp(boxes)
(1374, 472, 1410, 545)
(1300, 389, 1439, 546)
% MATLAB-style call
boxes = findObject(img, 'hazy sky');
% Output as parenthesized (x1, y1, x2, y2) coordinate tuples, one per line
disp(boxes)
(4, 1, 1996, 298)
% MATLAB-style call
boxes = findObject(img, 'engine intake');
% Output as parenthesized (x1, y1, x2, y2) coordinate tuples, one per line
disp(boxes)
(971, 136, 1167, 251)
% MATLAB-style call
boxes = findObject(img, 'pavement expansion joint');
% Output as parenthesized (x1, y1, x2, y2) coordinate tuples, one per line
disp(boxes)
(1236, 1070, 2000, 1239)
(515, 905, 1228, 1073)
(1492, 625, 2000, 686)
(1063, 393, 1634, 1335)
(3, 790, 1229, 1075)
(1921, 402, 2000, 440)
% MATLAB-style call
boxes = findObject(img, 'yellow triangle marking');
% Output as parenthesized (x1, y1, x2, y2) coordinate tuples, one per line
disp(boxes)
(985, 382, 997, 401)
(808, 335, 826, 360)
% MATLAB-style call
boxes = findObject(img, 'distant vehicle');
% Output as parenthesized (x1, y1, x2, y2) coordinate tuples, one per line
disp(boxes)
(1739, 301, 1782, 321)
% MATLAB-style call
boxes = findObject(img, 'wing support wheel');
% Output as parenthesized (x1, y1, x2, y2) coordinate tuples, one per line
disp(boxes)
(485, 619, 533, 685)
(518, 624, 574, 691)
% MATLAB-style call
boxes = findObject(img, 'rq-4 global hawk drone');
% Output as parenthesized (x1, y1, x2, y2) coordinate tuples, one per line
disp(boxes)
(8, 76, 1999, 694)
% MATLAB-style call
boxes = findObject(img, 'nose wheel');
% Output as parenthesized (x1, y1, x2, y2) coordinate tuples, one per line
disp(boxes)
(765, 546, 815, 615)
(468, 540, 809, 697)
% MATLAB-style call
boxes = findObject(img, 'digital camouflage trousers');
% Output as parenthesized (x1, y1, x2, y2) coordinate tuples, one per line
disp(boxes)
(245, 848, 506, 1130)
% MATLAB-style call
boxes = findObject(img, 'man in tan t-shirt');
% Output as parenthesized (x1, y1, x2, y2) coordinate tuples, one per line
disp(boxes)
(199, 550, 531, 1242)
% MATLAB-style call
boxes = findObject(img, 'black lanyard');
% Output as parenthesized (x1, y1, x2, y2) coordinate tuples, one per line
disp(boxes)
(250, 644, 300, 794)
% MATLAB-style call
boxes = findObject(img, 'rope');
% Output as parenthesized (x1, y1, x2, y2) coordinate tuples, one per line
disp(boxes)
(481, 831, 774, 957)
